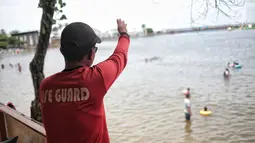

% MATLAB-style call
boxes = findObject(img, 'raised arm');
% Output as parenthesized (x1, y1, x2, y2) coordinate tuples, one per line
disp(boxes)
(95, 19, 130, 91)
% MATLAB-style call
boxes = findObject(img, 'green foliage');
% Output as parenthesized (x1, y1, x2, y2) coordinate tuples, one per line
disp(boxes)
(8, 37, 16, 45)
(0, 33, 24, 49)
(0, 41, 8, 49)
(53, 0, 67, 22)
(0, 34, 8, 41)
(45, 0, 68, 33)
(8, 36, 23, 45)
(0, 29, 7, 35)
(38, 0, 67, 35)
(146, 28, 154, 34)
(0, 34, 8, 48)
(59, 14, 67, 20)
(142, 24, 146, 29)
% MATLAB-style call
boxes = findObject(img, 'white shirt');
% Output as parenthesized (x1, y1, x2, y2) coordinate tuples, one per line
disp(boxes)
(184, 98, 191, 113)
(225, 71, 229, 75)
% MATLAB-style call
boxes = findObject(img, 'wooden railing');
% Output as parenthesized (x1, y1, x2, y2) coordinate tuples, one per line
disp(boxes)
(0, 103, 46, 143)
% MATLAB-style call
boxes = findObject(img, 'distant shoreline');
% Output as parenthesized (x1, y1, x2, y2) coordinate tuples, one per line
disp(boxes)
(101, 28, 253, 42)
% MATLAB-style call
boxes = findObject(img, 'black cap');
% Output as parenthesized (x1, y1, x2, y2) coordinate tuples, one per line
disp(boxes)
(60, 22, 101, 61)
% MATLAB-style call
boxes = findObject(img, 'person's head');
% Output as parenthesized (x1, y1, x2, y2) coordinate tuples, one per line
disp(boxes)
(60, 22, 101, 67)
(187, 88, 190, 91)
(204, 106, 207, 111)
(7, 102, 16, 110)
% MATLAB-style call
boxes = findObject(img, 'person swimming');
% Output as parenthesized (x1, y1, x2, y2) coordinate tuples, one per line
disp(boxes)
(228, 61, 239, 68)
(18, 63, 22, 72)
(233, 61, 239, 65)
(1, 64, 4, 69)
(184, 88, 190, 96)
(203, 106, 208, 111)
(227, 62, 230, 67)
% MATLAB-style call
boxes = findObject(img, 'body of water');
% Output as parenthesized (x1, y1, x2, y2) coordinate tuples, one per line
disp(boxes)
(1, 30, 255, 143)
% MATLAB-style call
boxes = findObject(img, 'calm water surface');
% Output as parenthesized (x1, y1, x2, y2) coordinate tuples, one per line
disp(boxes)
(0, 30, 255, 143)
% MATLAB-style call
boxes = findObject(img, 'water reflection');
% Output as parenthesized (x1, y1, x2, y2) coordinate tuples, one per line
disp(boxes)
(184, 120, 192, 133)
(223, 76, 230, 88)
(184, 120, 193, 142)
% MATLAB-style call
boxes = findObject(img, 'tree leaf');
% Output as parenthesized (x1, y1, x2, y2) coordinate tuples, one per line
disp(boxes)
(61, 2, 66, 8)
(54, 7, 59, 11)
(58, 0, 63, 5)
(60, 14, 67, 20)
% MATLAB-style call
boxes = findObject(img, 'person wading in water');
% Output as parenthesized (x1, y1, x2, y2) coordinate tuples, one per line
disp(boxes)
(184, 93, 192, 121)
(39, 19, 130, 143)
(18, 63, 22, 72)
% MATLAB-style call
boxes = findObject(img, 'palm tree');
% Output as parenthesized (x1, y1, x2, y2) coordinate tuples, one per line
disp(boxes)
(0, 29, 7, 35)
(141, 24, 147, 36)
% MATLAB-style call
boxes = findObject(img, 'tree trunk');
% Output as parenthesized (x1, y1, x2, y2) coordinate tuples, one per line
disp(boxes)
(30, 0, 56, 122)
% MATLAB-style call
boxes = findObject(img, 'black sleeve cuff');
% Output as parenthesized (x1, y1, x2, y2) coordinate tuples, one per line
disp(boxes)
(120, 32, 130, 38)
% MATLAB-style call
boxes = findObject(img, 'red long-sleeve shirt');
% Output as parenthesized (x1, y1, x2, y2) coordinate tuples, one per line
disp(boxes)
(39, 35, 130, 143)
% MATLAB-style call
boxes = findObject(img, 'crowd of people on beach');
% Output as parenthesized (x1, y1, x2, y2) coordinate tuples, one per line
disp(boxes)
(0, 62, 22, 72)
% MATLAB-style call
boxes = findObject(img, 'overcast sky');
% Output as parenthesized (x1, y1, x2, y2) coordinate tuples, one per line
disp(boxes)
(0, 0, 253, 33)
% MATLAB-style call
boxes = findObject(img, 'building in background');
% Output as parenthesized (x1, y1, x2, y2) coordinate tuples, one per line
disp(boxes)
(49, 28, 104, 48)
(93, 28, 104, 39)
(50, 36, 60, 48)
(102, 29, 119, 40)
(11, 31, 39, 48)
